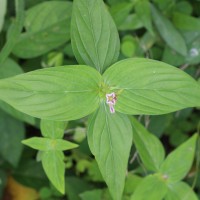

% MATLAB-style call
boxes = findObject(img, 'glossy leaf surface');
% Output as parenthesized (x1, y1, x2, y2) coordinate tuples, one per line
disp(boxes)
(71, 0, 120, 73)
(103, 58, 200, 115)
(0, 65, 101, 121)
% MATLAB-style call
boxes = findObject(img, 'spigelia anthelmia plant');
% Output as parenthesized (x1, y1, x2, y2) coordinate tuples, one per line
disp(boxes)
(0, 0, 199, 199)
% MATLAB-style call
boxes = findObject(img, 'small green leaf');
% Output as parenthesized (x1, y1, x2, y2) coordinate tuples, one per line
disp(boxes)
(71, 0, 120, 73)
(42, 151, 65, 194)
(135, 0, 154, 35)
(131, 174, 168, 200)
(22, 137, 52, 151)
(0, 65, 101, 121)
(160, 134, 198, 183)
(22, 137, 78, 151)
(103, 58, 200, 115)
(0, 0, 6, 32)
(172, 12, 200, 31)
(151, 4, 187, 56)
(12, 1, 72, 58)
(165, 182, 198, 200)
(40, 119, 67, 139)
(87, 103, 132, 200)
(130, 117, 165, 171)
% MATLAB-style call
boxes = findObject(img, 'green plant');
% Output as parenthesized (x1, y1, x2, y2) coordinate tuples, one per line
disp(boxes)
(0, 0, 200, 200)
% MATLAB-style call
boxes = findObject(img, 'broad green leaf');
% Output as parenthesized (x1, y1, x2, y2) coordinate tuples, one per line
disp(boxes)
(165, 182, 198, 200)
(12, 1, 72, 58)
(135, 0, 154, 35)
(71, 0, 120, 73)
(151, 4, 187, 56)
(40, 119, 67, 139)
(87, 103, 133, 200)
(103, 58, 200, 115)
(0, 0, 25, 64)
(0, 58, 36, 125)
(42, 151, 65, 194)
(0, 110, 25, 167)
(172, 12, 200, 31)
(0, 0, 6, 32)
(131, 174, 168, 200)
(160, 134, 198, 183)
(0, 65, 101, 121)
(110, 2, 134, 27)
(22, 137, 78, 151)
(130, 117, 165, 171)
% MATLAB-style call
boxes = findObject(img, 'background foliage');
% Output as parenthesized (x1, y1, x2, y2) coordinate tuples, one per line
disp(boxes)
(0, 0, 200, 200)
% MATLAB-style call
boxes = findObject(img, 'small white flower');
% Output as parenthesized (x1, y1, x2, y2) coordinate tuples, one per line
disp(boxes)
(106, 92, 117, 113)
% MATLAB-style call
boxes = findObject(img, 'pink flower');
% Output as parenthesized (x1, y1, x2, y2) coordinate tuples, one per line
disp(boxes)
(106, 92, 117, 113)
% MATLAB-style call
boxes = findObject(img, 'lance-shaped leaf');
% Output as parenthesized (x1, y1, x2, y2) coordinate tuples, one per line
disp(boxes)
(12, 1, 72, 58)
(135, 0, 154, 35)
(165, 182, 198, 200)
(131, 174, 168, 200)
(40, 119, 67, 139)
(151, 4, 187, 56)
(103, 58, 200, 115)
(172, 12, 200, 31)
(160, 134, 198, 183)
(131, 117, 165, 171)
(42, 151, 65, 194)
(87, 103, 132, 200)
(71, 0, 120, 73)
(22, 137, 78, 151)
(0, 65, 101, 121)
